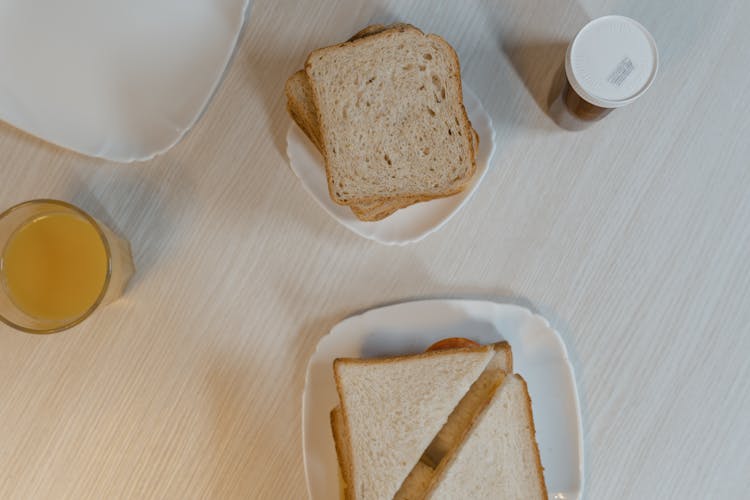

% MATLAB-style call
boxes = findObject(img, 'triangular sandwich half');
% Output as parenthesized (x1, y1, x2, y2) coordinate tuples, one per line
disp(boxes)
(425, 374, 547, 500)
(332, 345, 494, 499)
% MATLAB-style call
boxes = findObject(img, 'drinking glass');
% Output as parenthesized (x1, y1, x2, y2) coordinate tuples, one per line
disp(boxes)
(0, 199, 134, 333)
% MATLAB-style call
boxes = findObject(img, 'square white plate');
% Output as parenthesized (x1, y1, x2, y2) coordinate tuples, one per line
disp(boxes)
(0, 0, 251, 161)
(302, 299, 583, 499)
(286, 86, 496, 245)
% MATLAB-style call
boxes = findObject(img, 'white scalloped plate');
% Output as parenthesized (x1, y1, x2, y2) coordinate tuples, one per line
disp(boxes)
(302, 299, 583, 500)
(0, 0, 252, 162)
(286, 86, 495, 245)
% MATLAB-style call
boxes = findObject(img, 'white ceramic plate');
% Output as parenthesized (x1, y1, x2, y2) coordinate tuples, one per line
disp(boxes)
(0, 0, 251, 162)
(286, 86, 496, 245)
(302, 299, 583, 500)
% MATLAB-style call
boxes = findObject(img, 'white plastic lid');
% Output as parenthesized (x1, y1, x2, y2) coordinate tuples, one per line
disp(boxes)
(565, 16, 658, 108)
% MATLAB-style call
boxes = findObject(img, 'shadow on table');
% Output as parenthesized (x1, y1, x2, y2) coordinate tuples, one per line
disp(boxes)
(479, 0, 589, 125)
(65, 161, 197, 291)
(503, 42, 570, 120)
(355, 1, 587, 132)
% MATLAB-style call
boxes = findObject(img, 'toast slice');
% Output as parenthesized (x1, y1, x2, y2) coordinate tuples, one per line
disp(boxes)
(286, 24, 478, 220)
(285, 69, 478, 221)
(425, 374, 548, 499)
(286, 25, 433, 221)
(305, 24, 476, 205)
(333, 345, 494, 500)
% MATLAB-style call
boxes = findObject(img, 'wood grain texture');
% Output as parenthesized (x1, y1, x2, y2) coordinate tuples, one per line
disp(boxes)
(1, 0, 749, 498)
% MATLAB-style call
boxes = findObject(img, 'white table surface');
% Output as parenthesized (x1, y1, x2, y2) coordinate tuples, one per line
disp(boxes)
(1, 0, 748, 498)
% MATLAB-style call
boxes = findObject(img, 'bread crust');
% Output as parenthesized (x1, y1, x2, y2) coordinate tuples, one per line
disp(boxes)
(330, 407, 354, 500)
(498, 340, 513, 372)
(333, 344, 492, 370)
(285, 72, 323, 151)
(516, 374, 549, 500)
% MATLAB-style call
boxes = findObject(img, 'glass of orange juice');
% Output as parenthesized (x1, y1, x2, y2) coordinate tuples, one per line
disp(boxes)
(0, 199, 134, 333)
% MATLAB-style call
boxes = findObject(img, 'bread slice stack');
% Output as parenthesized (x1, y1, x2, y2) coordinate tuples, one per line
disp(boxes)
(286, 24, 478, 221)
(330, 341, 547, 499)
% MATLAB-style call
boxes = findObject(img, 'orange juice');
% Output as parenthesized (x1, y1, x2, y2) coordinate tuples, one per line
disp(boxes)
(0, 212, 108, 321)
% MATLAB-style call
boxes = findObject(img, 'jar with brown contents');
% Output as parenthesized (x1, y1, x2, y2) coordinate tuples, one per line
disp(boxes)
(562, 79, 613, 122)
(553, 16, 658, 129)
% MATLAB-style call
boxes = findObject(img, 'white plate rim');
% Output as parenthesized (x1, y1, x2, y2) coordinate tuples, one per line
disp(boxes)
(0, 0, 253, 163)
(301, 298, 584, 500)
(130, 0, 255, 162)
(286, 85, 496, 245)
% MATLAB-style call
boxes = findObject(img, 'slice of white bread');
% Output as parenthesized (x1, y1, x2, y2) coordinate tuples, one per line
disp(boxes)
(286, 25, 435, 221)
(305, 24, 476, 205)
(394, 341, 512, 498)
(285, 68, 478, 221)
(286, 24, 479, 220)
(286, 24, 397, 153)
(333, 345, 494, 500)
(285, 68, 425, 221)
(425, 374, 548, 500)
